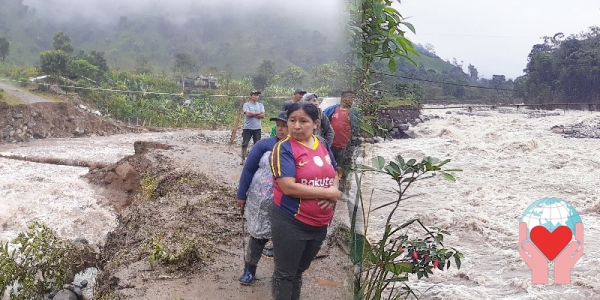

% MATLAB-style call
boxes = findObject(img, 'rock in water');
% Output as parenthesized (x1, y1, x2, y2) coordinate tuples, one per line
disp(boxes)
(53, 289, 78, 300)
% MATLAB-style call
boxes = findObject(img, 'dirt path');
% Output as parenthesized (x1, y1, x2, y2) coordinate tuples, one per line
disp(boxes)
(0, 81, 54, 104)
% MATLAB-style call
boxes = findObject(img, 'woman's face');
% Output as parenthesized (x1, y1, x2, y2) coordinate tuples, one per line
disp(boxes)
(287, 108, 317, 141)
(275, 120, 288, 139)
(309, 97, 319, 107)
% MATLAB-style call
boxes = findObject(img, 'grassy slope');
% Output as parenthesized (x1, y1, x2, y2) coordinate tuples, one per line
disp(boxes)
(416, 54, 457, 74)
(0, 90, 26, 105)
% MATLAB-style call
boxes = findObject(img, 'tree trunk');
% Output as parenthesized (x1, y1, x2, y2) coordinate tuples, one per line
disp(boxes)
(0, 152, 111, 169)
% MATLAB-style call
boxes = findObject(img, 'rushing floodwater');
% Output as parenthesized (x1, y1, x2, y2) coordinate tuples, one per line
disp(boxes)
(1, 107, 600, 299)
(0, 130, 213, 299)
(356, 106, 600, 299)
(0, 131, 206, 247)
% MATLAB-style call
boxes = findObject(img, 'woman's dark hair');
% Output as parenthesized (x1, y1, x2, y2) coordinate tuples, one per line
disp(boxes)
(287, 101, 319, 122)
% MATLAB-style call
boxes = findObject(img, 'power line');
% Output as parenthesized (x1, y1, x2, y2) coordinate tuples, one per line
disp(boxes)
(0, 77, 291, 98)
(1, 72, 516, 99)
(414, 33, 540, 39)
(374, 71, 516, 92)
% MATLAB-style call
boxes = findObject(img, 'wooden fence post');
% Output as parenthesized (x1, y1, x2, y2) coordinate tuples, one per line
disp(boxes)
(229, 96, 246, 146)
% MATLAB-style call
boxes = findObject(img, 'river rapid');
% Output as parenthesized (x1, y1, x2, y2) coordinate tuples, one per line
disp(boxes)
(357, 106, 600, 299)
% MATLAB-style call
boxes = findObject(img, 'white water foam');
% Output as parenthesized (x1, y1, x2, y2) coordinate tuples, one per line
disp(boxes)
(355, 106, 600, 299)
(0, 130, 202, 247)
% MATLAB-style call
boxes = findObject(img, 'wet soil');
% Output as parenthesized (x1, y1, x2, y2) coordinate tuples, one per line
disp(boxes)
(0, 99, 147, 143)
(87, 140, 352, 300)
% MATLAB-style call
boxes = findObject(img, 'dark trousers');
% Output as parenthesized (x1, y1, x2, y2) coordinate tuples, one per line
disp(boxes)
(331, 146, 350, 191)
(241, 129, 261, 158)
(245, 236, 269, 266)
(331, 146, 348, 168)
(270, 204, 327, 300)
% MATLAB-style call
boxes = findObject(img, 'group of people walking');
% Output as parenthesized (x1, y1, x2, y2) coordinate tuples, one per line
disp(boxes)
(236, 88, 358, 299)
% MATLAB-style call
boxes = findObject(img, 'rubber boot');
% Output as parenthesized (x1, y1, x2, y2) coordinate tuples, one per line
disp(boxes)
(291, 276, 303, 300)
(240, 146, 248, 165)
(262, 244, 274, 257)
(239, 263, 257, 285)
(272, 278, 294, 300)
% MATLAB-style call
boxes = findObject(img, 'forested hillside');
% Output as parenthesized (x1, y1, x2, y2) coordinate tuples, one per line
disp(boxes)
(0, 0, 344, 79)
(517, 27, 600, 104)
(371, 44, 517, 104)
(0, 0, 532, 104)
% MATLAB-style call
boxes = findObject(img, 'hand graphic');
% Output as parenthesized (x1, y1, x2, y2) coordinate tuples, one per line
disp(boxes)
(518, 222, 548, 284)
(554, 222, 583, 284)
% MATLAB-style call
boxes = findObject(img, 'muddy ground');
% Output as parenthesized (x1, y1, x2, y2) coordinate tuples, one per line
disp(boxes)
(0, 85, 148, 143)
(86, 139, 352, 300)
(0, 87, 354, 300)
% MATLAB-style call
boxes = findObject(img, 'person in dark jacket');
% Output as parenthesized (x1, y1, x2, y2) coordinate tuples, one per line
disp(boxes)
(300, 93, 334, 147)
(281, 88, 307, 111)
(271, 88, 307, 137)
(236, 111, 289, 285)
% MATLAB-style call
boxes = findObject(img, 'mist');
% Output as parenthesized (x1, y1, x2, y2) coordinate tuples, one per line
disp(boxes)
(22, 0, 346, 34)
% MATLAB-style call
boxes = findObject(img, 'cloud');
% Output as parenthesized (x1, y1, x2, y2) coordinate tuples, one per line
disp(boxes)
(22, 0, 345, 29)
(400, 0, 600, 79)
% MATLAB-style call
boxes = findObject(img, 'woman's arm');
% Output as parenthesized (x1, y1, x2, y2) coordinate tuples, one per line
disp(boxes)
(276, 177, 341, 201)
(236, 139, 272, 201)
(272, 140, 341, 202)
(318, 176, 340, 209)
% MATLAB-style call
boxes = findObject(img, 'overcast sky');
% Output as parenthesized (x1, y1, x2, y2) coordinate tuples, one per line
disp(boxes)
(399, 0, 600, 79)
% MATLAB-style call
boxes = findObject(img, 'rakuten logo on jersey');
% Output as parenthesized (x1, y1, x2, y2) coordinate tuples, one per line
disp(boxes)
(300, 177, 334, 187)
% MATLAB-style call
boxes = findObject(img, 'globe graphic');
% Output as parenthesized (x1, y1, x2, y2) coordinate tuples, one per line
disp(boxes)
(520, 197, 582, 241)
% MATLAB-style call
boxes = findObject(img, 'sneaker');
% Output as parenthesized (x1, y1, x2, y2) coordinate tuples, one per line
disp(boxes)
(262, 246, 274, 257)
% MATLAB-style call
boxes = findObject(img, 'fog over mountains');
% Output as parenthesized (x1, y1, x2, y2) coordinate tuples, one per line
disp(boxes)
(22, 0, 345, 33)
(3, 0, 347, 77)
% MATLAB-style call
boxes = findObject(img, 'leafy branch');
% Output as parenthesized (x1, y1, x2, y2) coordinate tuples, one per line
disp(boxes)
(351, 156, 463, 299)
(356, 156, 460, 226)
(0, 222, 79, 300)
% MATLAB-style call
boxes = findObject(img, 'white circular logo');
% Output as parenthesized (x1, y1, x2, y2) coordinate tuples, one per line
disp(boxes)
(313, 156, 324, 167)
(325, 155, 331, 165)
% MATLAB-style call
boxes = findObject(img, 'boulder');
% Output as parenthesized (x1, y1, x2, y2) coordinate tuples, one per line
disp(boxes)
(52, 289, 78, 300)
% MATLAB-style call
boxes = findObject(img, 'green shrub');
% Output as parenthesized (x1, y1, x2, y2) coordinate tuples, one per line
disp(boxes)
(0, 222, 79, 300)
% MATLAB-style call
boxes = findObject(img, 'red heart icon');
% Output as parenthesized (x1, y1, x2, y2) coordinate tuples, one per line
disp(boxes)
(530, 225, 572, 261)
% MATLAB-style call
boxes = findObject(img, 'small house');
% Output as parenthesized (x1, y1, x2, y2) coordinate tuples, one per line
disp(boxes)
(194, 76, 218, 89)
(177, 77, 196, 88)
